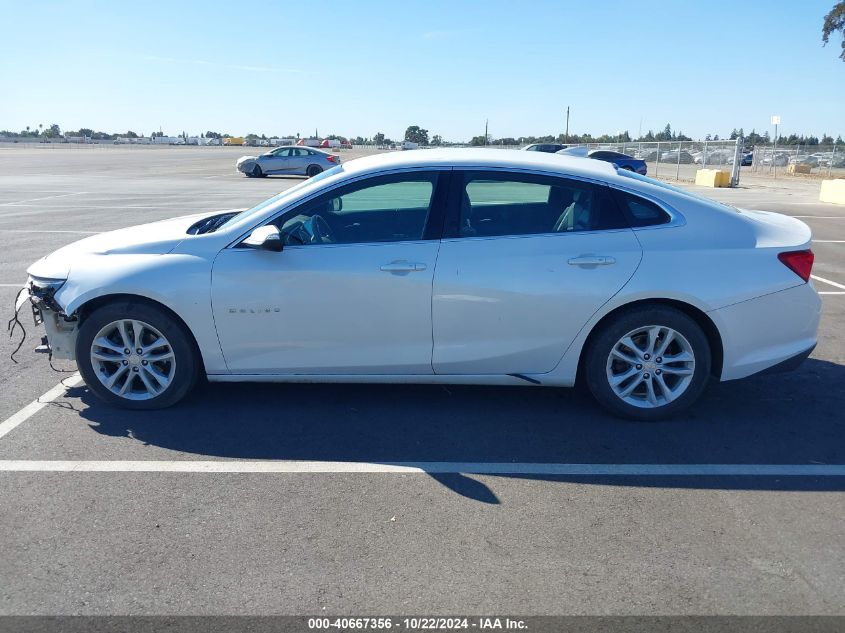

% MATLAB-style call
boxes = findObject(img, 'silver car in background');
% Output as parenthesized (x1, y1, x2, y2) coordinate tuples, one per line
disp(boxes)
(236, 146, 341, 178)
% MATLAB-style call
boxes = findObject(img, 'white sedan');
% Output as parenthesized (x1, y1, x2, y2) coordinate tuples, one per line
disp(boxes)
(20, 149, 820, 420)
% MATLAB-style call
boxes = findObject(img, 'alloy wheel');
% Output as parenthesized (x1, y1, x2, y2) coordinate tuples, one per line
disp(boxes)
(605, 325, 695, 409)
(90, 319, 176, 400)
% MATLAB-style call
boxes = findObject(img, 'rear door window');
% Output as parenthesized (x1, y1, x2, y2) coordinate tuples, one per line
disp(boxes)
(448, 171, 628, 238)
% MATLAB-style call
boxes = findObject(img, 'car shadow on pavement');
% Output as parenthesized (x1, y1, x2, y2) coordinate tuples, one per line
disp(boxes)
(75, 358, 845, 503)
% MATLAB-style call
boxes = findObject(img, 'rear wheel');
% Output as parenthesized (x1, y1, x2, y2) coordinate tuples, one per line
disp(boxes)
(76, 301, 198, 409)
(584, 306, 711, 420)
(306, 164, 322, 178)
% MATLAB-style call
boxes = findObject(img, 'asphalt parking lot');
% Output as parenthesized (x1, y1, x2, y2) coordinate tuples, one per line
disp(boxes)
(0, 146, 843, 615)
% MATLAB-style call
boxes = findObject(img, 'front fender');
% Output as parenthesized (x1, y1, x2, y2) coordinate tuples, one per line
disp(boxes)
(55, 253, 227, 374)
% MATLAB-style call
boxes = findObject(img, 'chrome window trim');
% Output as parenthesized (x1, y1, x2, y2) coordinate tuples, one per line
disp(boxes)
(227, 163, 685, 248)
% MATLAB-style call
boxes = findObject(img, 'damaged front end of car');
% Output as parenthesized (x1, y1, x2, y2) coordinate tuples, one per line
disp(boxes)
(8, 276, 79, 362)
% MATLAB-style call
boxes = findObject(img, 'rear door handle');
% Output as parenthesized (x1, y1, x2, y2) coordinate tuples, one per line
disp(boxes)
(380, 261, 427, 273)
(567, 255, 616, 266)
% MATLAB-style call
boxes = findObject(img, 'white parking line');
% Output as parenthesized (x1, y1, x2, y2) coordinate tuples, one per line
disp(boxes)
(813, 240, 845, 243)
(0, 229, 99, 234)
(819, 292, 845, 295)
(793, 216, 845, 219)
(812, 275, 845, 290)
(0, 192, 87, 207)
(0, 374, 82, 441)
(0, 461, 843, 476)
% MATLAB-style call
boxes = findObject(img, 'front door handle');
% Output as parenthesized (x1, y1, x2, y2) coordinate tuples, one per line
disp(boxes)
(380, 261, 427, 273)
(567, 255, 616, 266)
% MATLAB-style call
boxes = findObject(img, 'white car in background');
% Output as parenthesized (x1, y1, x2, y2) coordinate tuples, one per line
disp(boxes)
(19, 149, 820, 420)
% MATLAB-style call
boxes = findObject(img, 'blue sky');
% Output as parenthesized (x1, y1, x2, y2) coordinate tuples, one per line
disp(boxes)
(1, 0, 843, 141)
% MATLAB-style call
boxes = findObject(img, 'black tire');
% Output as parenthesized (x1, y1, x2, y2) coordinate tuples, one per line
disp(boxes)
(306, 164, 322, 178)
(76, 300, 199, 410)
(251, 164, 263, 178)
(584, 305, 711, 421)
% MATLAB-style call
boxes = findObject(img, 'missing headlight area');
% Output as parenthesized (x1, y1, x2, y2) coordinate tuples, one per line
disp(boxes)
(7, 280, 79, 364)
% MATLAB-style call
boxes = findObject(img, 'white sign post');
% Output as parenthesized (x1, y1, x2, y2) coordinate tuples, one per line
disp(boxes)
(770, 115, 781, 177)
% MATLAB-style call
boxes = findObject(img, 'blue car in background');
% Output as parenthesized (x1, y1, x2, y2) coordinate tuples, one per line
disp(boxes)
(585, 150, 648, 175)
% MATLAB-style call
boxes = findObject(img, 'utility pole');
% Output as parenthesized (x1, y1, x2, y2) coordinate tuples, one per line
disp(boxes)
(484, 119, 488, 146)
(565, 106, 569, 144)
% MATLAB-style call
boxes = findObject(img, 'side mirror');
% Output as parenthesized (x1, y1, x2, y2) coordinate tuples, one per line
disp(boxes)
(242, 225, 283, 252)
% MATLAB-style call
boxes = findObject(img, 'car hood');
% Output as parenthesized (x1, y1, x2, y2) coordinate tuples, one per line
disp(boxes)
(27, 211, 222, 280)
(237, 155, 259, 165)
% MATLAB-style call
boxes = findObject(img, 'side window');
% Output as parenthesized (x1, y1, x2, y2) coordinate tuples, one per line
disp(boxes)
(615, 191, 671, 227)
(452, 172, 627, 238)
(273, 148, 291, 157)
(274, 172, 439, 246)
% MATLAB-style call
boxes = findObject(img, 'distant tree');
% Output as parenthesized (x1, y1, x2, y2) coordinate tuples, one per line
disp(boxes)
(431, 134, 443, 146)
(205, 131, 221, 139)
(373, 132, 385, 146)
(836, 135, 844, 146)
(705, 134, 712, 141)
(822, 1, 845, 61)
(404, 125, 429, 145)
(124, 131, 139, 138)
(42, 124, 61, 138)
(822, 133, 834, 144)
(469, 135, 487, 146)
(654, 124, 672, 141)
(714, 134, 720, 141)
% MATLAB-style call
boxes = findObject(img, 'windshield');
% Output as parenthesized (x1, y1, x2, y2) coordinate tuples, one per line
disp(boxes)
(217, 164, 345, 231)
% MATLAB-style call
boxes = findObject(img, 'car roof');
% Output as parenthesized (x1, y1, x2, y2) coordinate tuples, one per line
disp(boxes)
(342, 148, 617, 180)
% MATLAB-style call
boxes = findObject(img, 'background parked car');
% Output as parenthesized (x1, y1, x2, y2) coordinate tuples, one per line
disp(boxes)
(236, 146, 340, 178)
(761, 153, 790, 167)
(692, 150, 731, 166)
(523, 143, 568, 153)
(579, 150, 647, 175)
(727, 151, 753, 166)
(660, 150, 695, 164)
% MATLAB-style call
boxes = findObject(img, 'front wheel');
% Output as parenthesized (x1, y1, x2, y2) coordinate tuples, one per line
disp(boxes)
(250, 164, 263, 178)
(76, 301, 198, 409)
(584, 306, 711, 420)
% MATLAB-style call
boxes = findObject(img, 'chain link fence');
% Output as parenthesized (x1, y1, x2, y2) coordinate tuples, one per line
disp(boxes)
(748, 144, 845, 179)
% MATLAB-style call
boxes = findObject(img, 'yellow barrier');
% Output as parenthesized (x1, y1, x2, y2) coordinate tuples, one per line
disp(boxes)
(820, 179, 845, 205)
(788, 164, 812, 175)
(695, 169, 731, 187)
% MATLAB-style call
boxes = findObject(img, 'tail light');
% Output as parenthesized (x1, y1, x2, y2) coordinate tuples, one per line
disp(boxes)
(326, 155, 338, 164)
(778, 249, 814, 282)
